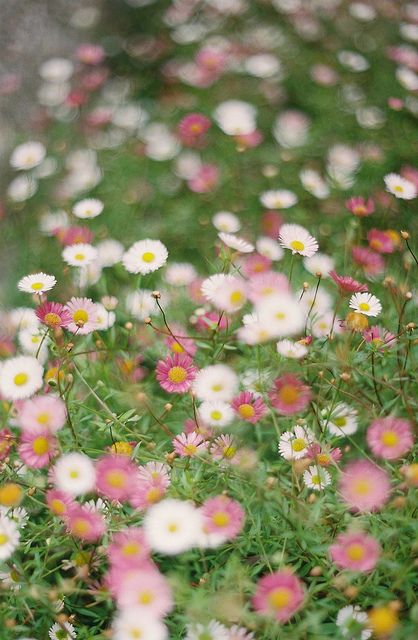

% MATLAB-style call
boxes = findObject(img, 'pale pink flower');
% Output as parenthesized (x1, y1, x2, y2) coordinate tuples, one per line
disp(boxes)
(351, 246, 385, 276)
(164, 324, 197, 357)
(367, 417, 413, 460)
(241, 254, 272, 277)
(65, 297, 98, 335)
(252, 569, 305, 622)
(339, 460, 391, 512)
(330, 531, 380, 572)
(107, 527, 151, 570)
(172, 432, 207, 458)
(16, 395, 66, 433)
(65, 504, 106, 542)
(247, 271, 290, 304)
(114, 568, 173, 618)
(201, 495, 245, 540)
(96, 454, 137, 502)
(188, 164, 219, 193)
(345, 197, 374, 217)
(363, 326, 396, 350)
(46, 489, 75, 517)
(269, 374, 312, 416)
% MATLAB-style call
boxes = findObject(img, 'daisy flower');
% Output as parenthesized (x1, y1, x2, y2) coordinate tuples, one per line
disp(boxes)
(112, 609, 168, 640)
(212, 211, 241, 233)
(18, 427, 57, 468)
(242, 253, 272, 277)
(336, 605, 371, 640)
(36, 301, 72, 328)
(352, 246, 384, 276)
(16, 394, 66, 433)
(10, 141, 46, 170)
(172, 432, 207, 457)
(178, 112, 211, 146)
(339, 460, 391, 512)
(137, 461, 171, 489)
(363, 326, 396, 350)
(65, 296, 98, 334)
(278, 426, 315, 460)
(0, 516, 20, 560)
(260, 189, 298, 209)
(65, 504, 106, 542)
(156, 353, 198, 394)
(349, 292, 382, 317)
(276, 339, 308, 359)
(143, 499, 201, 555)
(256, 294, 304, 338)
(48, 621, 77, 640)
(247, 272, 290, 304)
(53, 452, 96, 496)
(368, 229, 394, 254)
(62, 243, 98, 267)
(256, 236, 284, 261)
(345, 196, 375, 217)
(46, 489, 75, 517)
(252, 569, 305, 623)
(322, 402, 358, 437)
(269, 374, 312, 416)
(210, 434, 237, 463)
(303, 253, 335, 277)
(114, 568, 173, 617)
(329, 531, 380, 572)
(303, 465, 332, 490)
(279, 223, 319, 257)
(126, 289, 157, 320)
(193, 364, 238, 402)
(96, 454, 137, 501)
(218, 232, 254, 254)
(384, 172, 417, 199)
(129, 479, 167, 511)
(185, 620, 229, 640)
(199, 401, 234, 428)
(122, 239, 168, 275)
(164, 263, 197, 286)
(17, 272, 56, 294)
(96, 238, 124, 267)
(164, 324, 197, 357)
(366, 417, 413, 460)
(200, 495, 245, 540)
(0, 356, 44, 400)
(72, 198, 104, 219)
(231, 391, 267, 423)
(107, 527, 151, 570)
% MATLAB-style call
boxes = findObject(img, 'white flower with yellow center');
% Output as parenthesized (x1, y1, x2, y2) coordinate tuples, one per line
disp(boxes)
(349, 292, 382, 317)
(303, 466, 331, 490)
(384, 173, 417, 200)
(218, 232, 254, 254)
(256, 294, 305, 338)
(199, 400, 234, 427)
(278, 426, 315, 460)
(17, 272, 56, 294)
(0, 517, 20, 560)
(112, 609, 168, 640)
(322, 402, 358, 437)
(303, 253, 335, 277)
(192, 364, 238, 402)
(18, 329, 49, 363)
(53, 452, 96, 496)
(185, 620, 229, 640)
(256, 236, 284, 261)
(213, 100, 257, 136)
(72, 198, 104, 219)
(62, 243, 98, 268)
(48, 621, 77, 640)
(144, 499, 202, 555)
(122, 239, 168, 275)
(10, 141, 46, 171)
(260, 189, 298, 209)
(126, 289, 157, 320)
(0, 356, 44, 401)
(277, 339, 308, 359)
(212, 211, 241, 233)
(96, 239, 124, 267)
(164, 262, 197, 286)
(9, 307, 39, 332)
(213, 276, 247, 313)
(279, 223, 319, 257)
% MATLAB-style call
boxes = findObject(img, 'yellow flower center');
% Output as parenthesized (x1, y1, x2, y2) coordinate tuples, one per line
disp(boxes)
(0, 483, 22, 507)
(268, 587, 291, 609)
(0, 533, 9, 545)
(381, 431, 398, 447)
(142, 252, 155, 263)
(262, 287, 274, 295)
(37, 412, 50, 425)
(168, 366, 187, 384)
(394, 185, 404, 193)
(279, 384, 299, 405)
(212, 511, 230, 527)
(223, 446, 236, 459)
(106, 470, 126, 488)
(290, 240, 305, 252)
(184, 443, 198, 455)
(238, 403, 255, 419)
(230, 290, 243, 304)
(51, 499, 66, 515)
(317, 453, 330, 466)
(171, 341, 184, 354)
(354, 479, 370, 495)
(129, 630, 142, 639)
(31, 282, 44, 290)
(275, 312, 285, 320)
(14, 373, 28, 386)
(69, 470, 79, 479)
(359, 302, 370, 312)
(73, 309, 88, 325)
(74, 253, 85, 261)
(291, 438, 306, 452)
(122, 542, 140, 556)
(167, 522, 178, 533)
(73, 519, 90, 536)
(346, 543, 365, 561)
(333, 417, 347, 428)
(32, 436, 49, 455)
(146, 487, 162, 503)
(210, 410, 222, 421)
(44, 312, 61, 326)
(311, 474, 321, 485)
(138, 590, 153, 605)
(211, 384, 223, 392)
(111, 442, 133, 456)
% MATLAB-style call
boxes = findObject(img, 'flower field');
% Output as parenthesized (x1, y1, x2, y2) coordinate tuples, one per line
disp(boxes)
(0, 1, 417, 639)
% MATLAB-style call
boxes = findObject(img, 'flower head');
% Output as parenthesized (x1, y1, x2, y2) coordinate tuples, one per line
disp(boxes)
(367, 417, 413, 460)
(107, 527, 151, 570)
(339, 460, 391, 512)
(53, 452, 96, 496)
(200, 495, 245, 541)
(269, 374, 312, 416)
(330, 271, 368, 294)
(384, 172, 417, 199)
(172, 432, 207, 457)
(346, 196, 375, 217)
(252, 569, 305, 622)
(16, 394, 66, 433)
(143, 499, 201, 555)
(65, 297, 98, 334)
(330, 531, 380, 572)
(18, 426, 57, 468)
(303, 465, 332, 490)
(122, 239, 168, 274)
(156, 353, 198, 394)
(17, 272, 56, 294)
(36, 301, 72, 328)
(0, 356, 44, 401)
(279, 426, 315, 460)
(231, 391, 267, 423)
(65, 504, 106, 542)
(72, 198, 103, 219)
(0, 516, 20, 561)
(279, 223, 318, 257)
(349, 292, 382, 317)
(96, 454, 137, 501)
(336, 605, 371, 640)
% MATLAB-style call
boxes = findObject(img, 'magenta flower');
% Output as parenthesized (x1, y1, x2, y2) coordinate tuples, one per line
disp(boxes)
(201, 495, 245, 540)
(269, 374, 312, 416)
(96, 454, 137, 502)
(252, 569, 305, 623)
(351, 246, 385, 276)
(330, 531, 380, 572)
(339, 460, 391, 512)
(330, 271, 368, 294)
(363, 325, 396, 349)
(156, 352, 197, 393)
(46, 489, 75, 517)
(172, 432, 207, 458)
(367, 417, 413, 460)
(60, 225, 94, 246)
(36, 301, 72, 328)
(65, 504, 106, 542)
(231, 391, 267, 424)
(107, 527, 151, 570)
(345, 196, 375, 217)
(367, 229, 395, 254)
(178, 113, 211, 147)
(18, 427, 57, 468)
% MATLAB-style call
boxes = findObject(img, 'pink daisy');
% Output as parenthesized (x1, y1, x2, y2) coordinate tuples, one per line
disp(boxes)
(18, 427, 57, 468)
(241, 254, 272, 277)
(234, 129, 263, 149)
(188, 163, 219, 193)
(130, 464, 169, 511)
(46, 489, 75, 517)
(96, 454, 137, 502)
(65, 297, 98, 335)
(201, 495, 245, 540)
(306, 443, 342, 467)
(164, 324, 197, 357)
(65, 504, 106, 542)
(178, 112, 211, 147)
(60, 225, 94, 246)
(16, 394, 66, 433)
(339, 460, 391, 512)
(269, 374, 312, 416)
(155, 352, 198, 394)
(114, 568, 173, 617)
(231, 391, 267, 424)
(107, 527, 151, 570)
(262, 211, 284, 238)
(247, 271, 290, 304)
(137, 461, 171, 489)
(367, 229, 395, 254)
(329, 531, 380, 572)
(363, 326, 396, 350)
(345, 196, 374, 217)
(351, 246, 385, 276)
(330, 271, 368, 294)
(252, 569, 305, 623)
(210, 434, 238, 463)
(36, 301, 72, 329)
(367, 417, 413, 460)
(172, 432, 207, 458)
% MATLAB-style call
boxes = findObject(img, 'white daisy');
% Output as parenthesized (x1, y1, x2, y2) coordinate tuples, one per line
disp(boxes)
(218, 232, 254, 254)
(53, 452, 96, 496)
(7, 175, 38, 201)
(311, 312, 339, 338)
(299, 168, 330, 199)
(199, 400, 234, 427)
(112, 609, 168, 640)
(213, 100, 257, 136)
(237, 313, 274, 345)
(260, 189, 298, 209)
(322, 402, 358, 437)
(62, 243, 98, 268)
(164, 262, 197, 286)
(256, 294, 305, 338)
(10, 141, 46, 171)
(336, 605, 371, 640)
(0, 356, 44, 401)
(212, 276, 247, 313)
(17, 272, 56, 295)
(255, 236, 284, 261)
(0, 517, 20, 560)
(94, 304, 116, 331)
(212, 211, 241, 233)
(349, 292, 382, 317)
(192, 364, 238, 402)
(122, 239, 168, 275)
(278, 426, 315, 460)
(72, 198, 104, 219)
(277, 339, 308, 359)
(48, 621, 77, 640)
(0, 506, 29, 528)
(201, 274, 236, 304)
(299, 287, 333, 318)
(126, 289, 157, 320)
(279, 223, 319, 257)
(18, 329, 49, 363)
(185, 620, 229, 640)
(143, 499, 201, 555)
(384, 172, 417, 200)
(303, 465, 331, 491)
(245, 53, 280, 78)
(303, 253, 335, 277)
(9, 307, 39, 332)
(96, 239, 124, 267)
